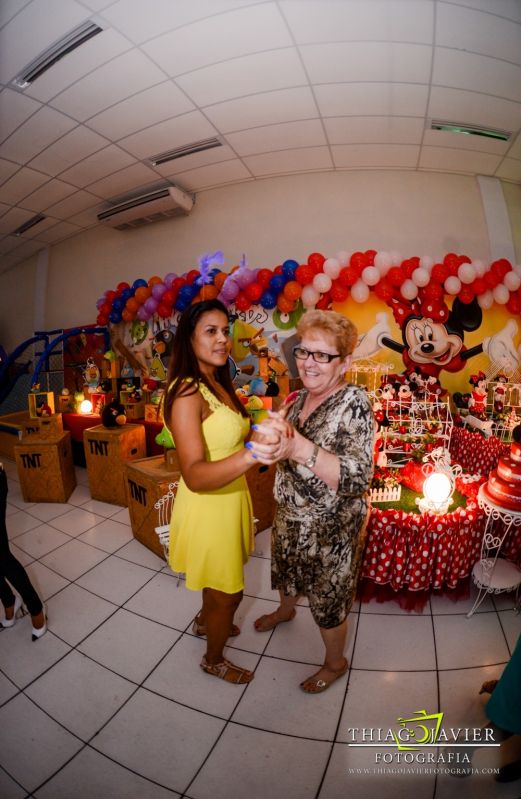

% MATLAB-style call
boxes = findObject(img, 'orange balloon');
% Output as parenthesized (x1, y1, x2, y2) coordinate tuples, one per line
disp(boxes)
(191, 291, 202, 304)
(148, 275, 162, 287)
(122, 308, 135, 322)
(283, 280, 302, 301)
(126, 297, 139, 313)
(200, 284, 219, 300)
(135, 286, 151, 303)
(214, 272, 227, 290)
(277, 294, 295, 313)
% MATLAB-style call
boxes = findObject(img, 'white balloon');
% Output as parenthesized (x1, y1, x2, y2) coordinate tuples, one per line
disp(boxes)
(471, 259, 485, 278)
(390, 251, 402, 266)
(411, 267, 430, 288)
(444, 276, 461, 295)
(401, 279, 418, 301)
(301, 284, 319, 308)
(458, 263, 476, 284)
(513, 263, 521, 277)
(420, 256, 434, 271)
(493, 284, 509, 305)
(361, 266, 380, 286)
(374, 251, 392, 274)
(313, 273, 332, 293)
(351, 280, 370, 303)
(478, 290, 493, 310)
(323, 258, 341, 279)
(504, 271, 521, 291)
(336, 251, 350, 267)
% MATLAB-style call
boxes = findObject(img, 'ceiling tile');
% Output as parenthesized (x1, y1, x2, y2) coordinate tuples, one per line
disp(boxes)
(507, 132, 521, 159)
(315, 83, 429, 118)
(101, 0, 257, 44)
(332, 143, 420, 168)
(436, 2, 521, 65)
(244, 147, 333, 176)
(34, 220, 83, 244)
(155, 145, 237, 179)
(419, 146, 502, 173)
(0, 235, 24, 255)
(281, 0, 434, 44)
(433, 48, 521, 103)
(0, 202, 10, 217)
(118, 111, 217, 159)
(0, 0, 88, 84)
(28, 126, 109, 176)
(67, 206, 102, 227)
(0, 106, 77, 163)
(0, 159, 20, 185)
(142, 4, 291, 76)
(204, 87, 317, 134)
(428, 86, 521, 132)
(0, 89, 41, 143)
(0, 166, 49, 204)
(448, 0, 521, 24)
(226, 119, 326, 156)
(44, 189, 102, 219)
(86, 162, 160, 199)
(24, 29, 133, 103)
(87, 81, 195, 140)
(301, 42, 432, 85)
(0, 251, 26, 273)
(9, 238, 46, 257)
(177, 49, 307, 107)
(17, 215, 63, 238)
(0, 207, 35, 235)
(171, 160, 252, 191)
(59, 145, 137, 188)
(49, 50, 166, 121)
(0, 0, 32, 28)
(422, 128, 509, 154)
(495, 156, 521, 182)
(18, 179, 76, 213)
(324, 116, 424, 145)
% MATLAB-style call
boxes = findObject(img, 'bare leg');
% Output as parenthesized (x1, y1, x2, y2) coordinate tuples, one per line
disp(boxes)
(300, 619, 349, 693)
(254, 590, 299, 631)
(200, 588, 253, 684)
(193, 587, 240, 637)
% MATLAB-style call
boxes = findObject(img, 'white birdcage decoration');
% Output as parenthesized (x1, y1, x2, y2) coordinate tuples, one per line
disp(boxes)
(154, 481, 179, 565)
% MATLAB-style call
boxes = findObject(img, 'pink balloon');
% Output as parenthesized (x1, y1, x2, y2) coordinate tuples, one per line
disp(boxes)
(400, 279, 418, 301)
(504, 271, 521, 291)
(374, 252, 392, 274)
(411, 267, 430, 288)
(323, 258, 341, 279)
(313, 273, 332, 293)
(164, 272, 177, 287)
(420, 256, 434, 271)
(361, 266, 380, 286)
(444, 276, 461, 295)
(478, 291, 493, 310)
(493, 284, 509, 304)
(301, 284, 320, 308)
(336, 251, 350, 267)
(458, 263, 475, 284)
(351, 280, 370, 303)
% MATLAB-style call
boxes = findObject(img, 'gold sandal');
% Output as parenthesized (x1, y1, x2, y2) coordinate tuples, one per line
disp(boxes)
(192, 615, 240, 637)
(200, 656, 254, 684)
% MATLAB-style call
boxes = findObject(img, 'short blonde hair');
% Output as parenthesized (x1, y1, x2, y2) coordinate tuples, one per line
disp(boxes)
(297, 310, 358, 358)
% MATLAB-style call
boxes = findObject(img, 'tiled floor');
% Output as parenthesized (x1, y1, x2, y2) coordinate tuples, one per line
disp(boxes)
(1, 458, 520, 799)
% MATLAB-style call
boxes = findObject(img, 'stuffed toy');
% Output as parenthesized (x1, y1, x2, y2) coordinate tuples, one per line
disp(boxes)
(101, 400, 126, 428)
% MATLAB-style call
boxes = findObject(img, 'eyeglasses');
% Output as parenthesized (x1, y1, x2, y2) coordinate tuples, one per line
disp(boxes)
(293, 346, 341, 364)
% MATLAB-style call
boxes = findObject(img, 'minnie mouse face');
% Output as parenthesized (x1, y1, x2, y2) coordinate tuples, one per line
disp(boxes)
(404, 317, 463, 367)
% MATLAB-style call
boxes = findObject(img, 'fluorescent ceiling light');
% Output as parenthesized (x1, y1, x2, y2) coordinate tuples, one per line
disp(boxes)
(430, 121, 510, 142)
(11, 214, 46, 236)
(12, 20, 103, 89)
(149, 137, 222, 166)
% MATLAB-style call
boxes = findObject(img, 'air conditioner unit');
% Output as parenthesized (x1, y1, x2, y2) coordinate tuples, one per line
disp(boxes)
(97, 186, 194, 230)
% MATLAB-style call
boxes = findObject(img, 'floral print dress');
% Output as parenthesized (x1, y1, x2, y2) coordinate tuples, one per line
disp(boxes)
(271, 384, 375, 628)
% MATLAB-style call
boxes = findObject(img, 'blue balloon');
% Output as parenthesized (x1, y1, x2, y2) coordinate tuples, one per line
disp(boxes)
(112, 297, 125, 311)
(175, 296, 190, 312)
(178, 284, 196, 302)
(132, 278, 147, 289)
(120, 288, 133, 301)
(282, 259, 298, 279)
(260, 290, 277, 309)
(269, 274, 286, 293)
(109, 310, 122, 324)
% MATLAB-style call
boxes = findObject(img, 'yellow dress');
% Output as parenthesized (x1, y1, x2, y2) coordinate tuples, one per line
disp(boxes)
(169, 382, 254, 593)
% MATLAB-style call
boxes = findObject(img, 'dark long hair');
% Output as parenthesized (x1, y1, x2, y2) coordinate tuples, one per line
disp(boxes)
(164, 299, 248, 426)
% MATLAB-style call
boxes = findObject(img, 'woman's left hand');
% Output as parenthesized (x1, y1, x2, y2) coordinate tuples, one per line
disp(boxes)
(248, 418, 298, 464)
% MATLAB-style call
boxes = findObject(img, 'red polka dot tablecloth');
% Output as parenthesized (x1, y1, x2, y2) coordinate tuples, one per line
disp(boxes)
(449, 427, 509, 476)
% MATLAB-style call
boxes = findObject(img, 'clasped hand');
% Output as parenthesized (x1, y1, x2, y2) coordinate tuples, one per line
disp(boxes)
(248, 411, 296, 464)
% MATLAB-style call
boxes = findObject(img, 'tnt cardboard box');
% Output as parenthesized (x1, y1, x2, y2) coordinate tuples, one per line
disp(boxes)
(28, 391, 55, 419)
(38, 413, 64, 439)
(122, 400, 145, 420)
(14, 431, 76, 502)
(125, 452, 180, 559)
(144, 404, 163, 423)
(83, 424, 146, 505)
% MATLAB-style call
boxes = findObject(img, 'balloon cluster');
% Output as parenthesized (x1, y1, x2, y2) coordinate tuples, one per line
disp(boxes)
(95, 250, 521, 325)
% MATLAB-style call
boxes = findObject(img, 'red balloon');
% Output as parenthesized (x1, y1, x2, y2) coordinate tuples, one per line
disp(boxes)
(316, 292, 331, 310)
(431, 263, 450, 283)
(105, 290, 117, 303)
(350, 252, 367, 271)
(172, 277, 186, 291)
(338, 266, 360, 287)
(507, 293, 521, 315)
(330, 281, 349, 303)
(161, 289, 175, 306)
(484, 271, 499, 289)
(235, 292, 252, 312)
(307, 252, 326, 271)
(401, 259, 416, 279)
(422, 282, 443, 301)
(443, 253, 459, 270)
(257, 268, 273, 288)
(374, 280, 393, 302)
(459, 287, 475, 304)
(387, 267, 405, 287)
(409, 256, 420, 269)
(295, 264, 314, 285)
(491, 259, 512, 279)
(365, 249, 377, 265)
(471, 277, 486, 296)
(100, 302, 111, 315)
(274, 265, 283, 275)
(245, 282, 263, 302)
(96, 313, 108, 325)
(117, 281, 130, 292)
(157, 303, 171, 318)
(459, 254, 471, 265)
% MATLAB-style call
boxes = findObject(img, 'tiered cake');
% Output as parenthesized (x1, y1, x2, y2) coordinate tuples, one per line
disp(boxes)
(483, 426, 521, 510)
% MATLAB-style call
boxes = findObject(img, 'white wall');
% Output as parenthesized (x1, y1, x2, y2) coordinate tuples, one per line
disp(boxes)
(1, 169, 519, 342)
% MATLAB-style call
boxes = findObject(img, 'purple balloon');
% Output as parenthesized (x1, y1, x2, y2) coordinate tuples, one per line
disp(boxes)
(164, 272, 177, 287)
(144, 297, 158, 314)
(234, 269, 255, 289)
(152, 283, 166, 300)
(137, 306, 150, 321)
(221, 278, 239, 300)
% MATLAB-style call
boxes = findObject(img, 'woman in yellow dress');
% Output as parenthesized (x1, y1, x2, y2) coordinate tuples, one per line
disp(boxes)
(164, 299, 270, 684)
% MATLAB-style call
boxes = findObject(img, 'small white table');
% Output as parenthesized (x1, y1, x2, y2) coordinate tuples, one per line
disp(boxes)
(467, 486, 521, 617)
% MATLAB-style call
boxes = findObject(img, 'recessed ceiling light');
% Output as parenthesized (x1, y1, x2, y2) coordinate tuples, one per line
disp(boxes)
(430, 120, 510, 142)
